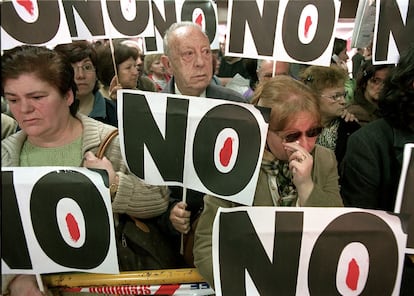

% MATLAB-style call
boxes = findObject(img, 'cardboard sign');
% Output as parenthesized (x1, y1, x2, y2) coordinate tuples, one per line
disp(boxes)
(225, 0, 341, 66)
(213, 207, 407, 295)
(0, 0, 218, 51)
(351, 0, 376, 49)
(395, 143, 414, 254)
(352, 0, 414, 64)
(225, 0, 413, 65)
(143, 0, 219, 53)
(2, 0, 411, 64)
(117, 90, 268, 206)
(1, 167, 118, 275)
(373, 0, 414, 64)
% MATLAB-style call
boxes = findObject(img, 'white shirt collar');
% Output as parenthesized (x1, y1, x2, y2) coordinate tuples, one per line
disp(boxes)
(174, 82, 206, 97)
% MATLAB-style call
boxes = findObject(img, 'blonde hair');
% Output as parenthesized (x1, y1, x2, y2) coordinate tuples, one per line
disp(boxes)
(144, 53, 163, 75)
(252, 75, 321, 131)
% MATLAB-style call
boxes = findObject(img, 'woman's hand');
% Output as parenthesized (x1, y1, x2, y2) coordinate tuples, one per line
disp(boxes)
(8, 275, 47, 296)
(341, 109, 358, 122)
(109, 76, 122, 100)
(283, 142, 314, 205)
(170, 201, 191, 234)
(83, 151, 117, 185)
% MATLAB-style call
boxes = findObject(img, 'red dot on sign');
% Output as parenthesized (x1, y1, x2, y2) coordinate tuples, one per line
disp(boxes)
(219, 137, 233, 167)
(304, 16, 312, 38)
(346, 258, 360, 291)
(17, 0, 34, 15)
(66, 213, 80, 242)
(195, 14, 203, 26)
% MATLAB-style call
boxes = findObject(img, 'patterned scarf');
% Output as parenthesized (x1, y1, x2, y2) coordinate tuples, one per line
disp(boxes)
(261, 150, 298, 206)
(317, 119, 340, 151)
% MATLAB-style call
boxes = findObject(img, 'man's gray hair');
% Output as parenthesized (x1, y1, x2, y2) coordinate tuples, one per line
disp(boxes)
(163, 21, 206, 56)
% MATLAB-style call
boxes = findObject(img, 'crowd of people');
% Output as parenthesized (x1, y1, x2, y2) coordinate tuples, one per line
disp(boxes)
(1, 21, 413, 296)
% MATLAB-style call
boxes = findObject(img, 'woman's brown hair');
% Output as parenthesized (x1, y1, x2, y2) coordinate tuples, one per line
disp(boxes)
(252, 75, 321, 131)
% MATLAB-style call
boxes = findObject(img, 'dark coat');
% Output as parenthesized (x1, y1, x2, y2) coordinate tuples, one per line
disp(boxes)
(161, 78, 249, 103)
(336, 119, 361, 167)
(340, 118, 414, 211)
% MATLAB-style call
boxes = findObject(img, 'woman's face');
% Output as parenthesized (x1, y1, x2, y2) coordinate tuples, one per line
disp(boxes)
(319, 86, 347, 119)
(118, 57, 139, 89)
(150, 59, 165, 76)
(3, 73, 73, 142)
(267, 111, 319, 160)
(72, 57, 96, 99)
(338, 48, 349, 62)
(365, 68, 389, 102)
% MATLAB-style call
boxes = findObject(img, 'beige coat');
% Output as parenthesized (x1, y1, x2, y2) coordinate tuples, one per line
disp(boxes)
(193, 145, 343, 288)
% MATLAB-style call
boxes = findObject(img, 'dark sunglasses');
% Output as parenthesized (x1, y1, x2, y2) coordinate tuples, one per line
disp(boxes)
(277, 126, 323, 143)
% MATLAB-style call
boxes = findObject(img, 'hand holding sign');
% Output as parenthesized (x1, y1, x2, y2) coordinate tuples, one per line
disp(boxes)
(170, 201, 191, 234)
(83, 151, 117, 188)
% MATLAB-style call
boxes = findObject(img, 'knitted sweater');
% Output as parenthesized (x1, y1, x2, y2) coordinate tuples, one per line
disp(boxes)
(1, 113, 169, 218)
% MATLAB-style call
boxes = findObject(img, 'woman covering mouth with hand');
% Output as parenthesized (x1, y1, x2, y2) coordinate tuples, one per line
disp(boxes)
(193, 75, 343, 289)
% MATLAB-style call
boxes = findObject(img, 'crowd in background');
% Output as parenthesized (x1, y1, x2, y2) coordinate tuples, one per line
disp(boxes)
(1, 22, 414, 296)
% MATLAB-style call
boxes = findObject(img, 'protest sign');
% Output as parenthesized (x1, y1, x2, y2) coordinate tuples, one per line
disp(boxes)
(0, 0, 218, 51)
(117, 90, 268, 206)
(1, 167, 118, 275)
(213, 207, 407, 295)
(352, 0, 414, 64)
(225, 0, 341, 66)
(373, 0, 414, 64)
(143, 0, 219, 53)
(395, 143, 414, 254)
(2, 0, 411, 64)
(351, 0, 376, 49)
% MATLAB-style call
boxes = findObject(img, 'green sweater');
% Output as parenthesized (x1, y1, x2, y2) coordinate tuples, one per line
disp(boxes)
(20, 136, 83, 166)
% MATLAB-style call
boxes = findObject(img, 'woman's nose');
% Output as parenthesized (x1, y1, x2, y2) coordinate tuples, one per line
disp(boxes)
(297, 136, 314, 152)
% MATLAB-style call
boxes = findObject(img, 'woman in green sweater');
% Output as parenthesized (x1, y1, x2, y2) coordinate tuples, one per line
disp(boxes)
(1, 45, 169, 296)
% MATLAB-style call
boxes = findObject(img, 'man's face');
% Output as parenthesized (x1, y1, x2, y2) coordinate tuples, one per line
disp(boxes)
(257, 61, 290, 81)
(163, 26, 213, 96)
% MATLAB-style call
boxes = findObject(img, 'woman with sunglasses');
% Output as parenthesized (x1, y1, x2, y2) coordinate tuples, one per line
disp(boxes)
(347, 60, 394, 126)
(193, 75, 343, 288)
(300, 65, 361, 168)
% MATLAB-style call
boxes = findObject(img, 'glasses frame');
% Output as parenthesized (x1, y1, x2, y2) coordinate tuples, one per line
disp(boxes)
(275, 126, 323, 143)
(73, 63, 95, 73)
(320, 91, 347, 101)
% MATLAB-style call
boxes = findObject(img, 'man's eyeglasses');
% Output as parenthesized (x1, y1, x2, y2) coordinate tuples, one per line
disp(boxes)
(321, 91, 347, 101)
(73, 63, 95, 73)
(369, 77, 384, 86)
(276, 126, 323, 143)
